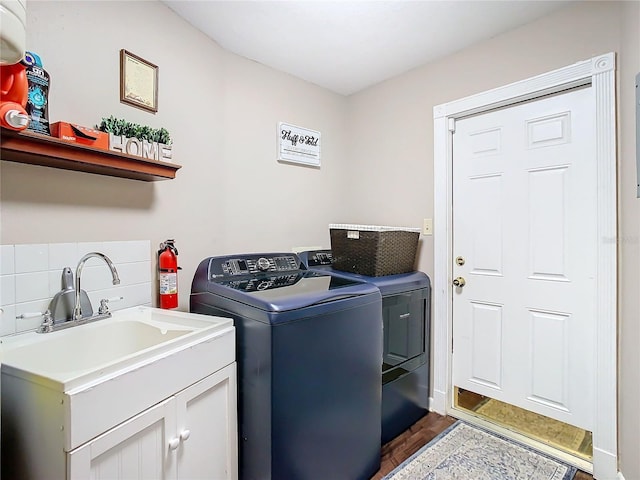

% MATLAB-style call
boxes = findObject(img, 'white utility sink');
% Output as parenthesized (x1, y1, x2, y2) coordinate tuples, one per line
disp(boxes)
(0, 306, 234, 391)
(1, 306, 235, 451)
(0, 307, 235, 462)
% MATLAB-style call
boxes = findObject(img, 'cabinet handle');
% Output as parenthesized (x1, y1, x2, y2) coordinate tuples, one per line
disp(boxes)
(180, 429, 191, 442)
(168, 437, 180, 450)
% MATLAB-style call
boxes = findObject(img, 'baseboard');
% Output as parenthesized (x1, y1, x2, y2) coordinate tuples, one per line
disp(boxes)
(592, 447, 619, 480)
(430, 389, 446, 415)
(617, 472, 625, 480)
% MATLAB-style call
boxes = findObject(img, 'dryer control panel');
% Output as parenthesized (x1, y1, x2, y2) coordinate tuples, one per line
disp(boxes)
(208, 253, 301, 279)
(303, 250, 333, 267)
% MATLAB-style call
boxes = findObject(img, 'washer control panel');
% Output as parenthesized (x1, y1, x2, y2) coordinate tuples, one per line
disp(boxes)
(209, 253, 301, 279)
(221, 273, 302, 292)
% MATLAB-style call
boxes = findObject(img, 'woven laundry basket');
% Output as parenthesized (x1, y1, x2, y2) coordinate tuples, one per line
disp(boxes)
(329, 224, 420, 277)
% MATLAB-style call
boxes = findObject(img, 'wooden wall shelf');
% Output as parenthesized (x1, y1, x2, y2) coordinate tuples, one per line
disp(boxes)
(0, 129, 181, 181)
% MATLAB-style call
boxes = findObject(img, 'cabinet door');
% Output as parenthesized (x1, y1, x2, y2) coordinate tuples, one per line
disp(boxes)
(175, 363, 238, 480)
(68, 398, 177, 480)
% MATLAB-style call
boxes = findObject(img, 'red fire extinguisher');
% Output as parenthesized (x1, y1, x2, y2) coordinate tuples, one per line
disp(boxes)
(158, 239, 180, 309)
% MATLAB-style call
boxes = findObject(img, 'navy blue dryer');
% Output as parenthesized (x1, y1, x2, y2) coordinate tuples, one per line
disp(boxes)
(298, 249, 430, 444)
(190, 253, 383, 480)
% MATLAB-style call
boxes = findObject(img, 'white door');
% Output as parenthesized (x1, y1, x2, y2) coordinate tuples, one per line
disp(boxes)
(452, 86, 596, 431)
(176, 363, 238, 480)
(68, 397, 177, 479)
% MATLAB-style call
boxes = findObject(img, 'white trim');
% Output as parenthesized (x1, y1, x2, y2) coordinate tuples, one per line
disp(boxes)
(432, 53, 617, 479)
(591, 53, 618, 480)
(432, 114, 452, 415)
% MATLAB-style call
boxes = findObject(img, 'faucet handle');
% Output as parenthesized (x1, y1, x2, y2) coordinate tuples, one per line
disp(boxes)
(98, 296, 124, 315)
(17, 311, 45, 319)
(37, 310, 54, 333)
(17, 311, 55, 333)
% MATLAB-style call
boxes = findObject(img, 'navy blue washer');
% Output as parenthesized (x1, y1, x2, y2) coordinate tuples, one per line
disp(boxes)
(298, 249, 430, 444)
(190, 253, 383, 480)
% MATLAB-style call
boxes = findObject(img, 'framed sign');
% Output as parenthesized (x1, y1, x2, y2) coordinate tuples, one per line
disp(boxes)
(277, 122, 321, 167)
(120, 49, 158, 113)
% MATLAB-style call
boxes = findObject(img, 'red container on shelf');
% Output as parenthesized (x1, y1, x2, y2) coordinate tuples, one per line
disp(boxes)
(50, 121, 109, 150)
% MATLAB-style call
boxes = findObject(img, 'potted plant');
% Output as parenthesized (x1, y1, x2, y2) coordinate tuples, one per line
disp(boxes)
(97, 115, 172, 162)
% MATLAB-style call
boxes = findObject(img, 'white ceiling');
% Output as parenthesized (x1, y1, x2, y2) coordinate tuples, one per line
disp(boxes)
(163, 0, 572, 96)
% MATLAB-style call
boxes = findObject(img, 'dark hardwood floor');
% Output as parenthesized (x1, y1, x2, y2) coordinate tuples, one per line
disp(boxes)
(370, 412, 594, 480)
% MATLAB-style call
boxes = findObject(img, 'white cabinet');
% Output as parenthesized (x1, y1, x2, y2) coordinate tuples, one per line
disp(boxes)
(68, 397, 174, 479)
(174, 364, 237, 480)
(1, 318, 237, 480)
(68, 364, 238, 480)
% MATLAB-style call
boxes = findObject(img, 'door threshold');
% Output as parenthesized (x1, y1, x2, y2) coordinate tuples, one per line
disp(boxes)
(448, 406, 593, 474)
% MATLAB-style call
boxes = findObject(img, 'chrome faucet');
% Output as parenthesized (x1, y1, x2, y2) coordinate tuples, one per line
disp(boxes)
(74, 252, 121, 321)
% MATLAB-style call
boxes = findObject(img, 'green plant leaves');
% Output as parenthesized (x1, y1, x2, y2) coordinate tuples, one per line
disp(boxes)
(96, 116, 172, 145)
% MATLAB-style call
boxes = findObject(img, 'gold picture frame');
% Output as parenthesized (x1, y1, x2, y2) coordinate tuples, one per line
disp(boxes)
(120, 49, 158, 113)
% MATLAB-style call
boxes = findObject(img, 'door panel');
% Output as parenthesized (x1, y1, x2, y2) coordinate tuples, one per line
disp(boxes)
(176, 364, 238, 480)
(68, 398, 176, 480)
(469, 174, 504, 276)
(452, 86, 596, 431)
(528, 166, 569, 281)
(529, 309, 570, 410)
(469, 301, 503, 389)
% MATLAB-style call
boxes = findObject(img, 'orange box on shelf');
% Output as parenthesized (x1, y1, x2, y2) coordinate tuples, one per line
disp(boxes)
(50, 122, 109, 151)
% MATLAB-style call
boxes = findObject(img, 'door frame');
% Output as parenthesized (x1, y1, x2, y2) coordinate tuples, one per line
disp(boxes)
(432, 53, 617, 479)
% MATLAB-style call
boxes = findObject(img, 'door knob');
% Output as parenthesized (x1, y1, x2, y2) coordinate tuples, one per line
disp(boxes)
(453, 277, 466, 287)
(168, 437, 180, 450)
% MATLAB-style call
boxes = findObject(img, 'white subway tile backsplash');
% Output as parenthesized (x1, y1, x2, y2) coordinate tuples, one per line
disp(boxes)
(1, 275, 16, 306)
(1, 240, 152, 336)
(15, 244, 49, 273)
(48, 243, 79, 271)
(88, 285, 151, 311)
(77, 242, 106, 259)
(116, 262, 151, 286)
(15, 272, 50, 303)
(0, 245, 15, 275)
(87, 287, 126, 311)
(124, 283, 153, 308)
(135, 241, 152, 261)
(81, 264, 120, 291)
(0, 306, 16, 336)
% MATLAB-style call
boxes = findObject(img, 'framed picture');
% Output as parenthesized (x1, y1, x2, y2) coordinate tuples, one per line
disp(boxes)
(277, 122, 321, 167)
(120, 49, 158, 113)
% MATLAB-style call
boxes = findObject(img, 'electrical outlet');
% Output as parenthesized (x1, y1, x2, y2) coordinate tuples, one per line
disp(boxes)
(423, 218, 433, 235)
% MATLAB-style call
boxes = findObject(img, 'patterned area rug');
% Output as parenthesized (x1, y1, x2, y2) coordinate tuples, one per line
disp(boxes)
(382, 421, 576, 480)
